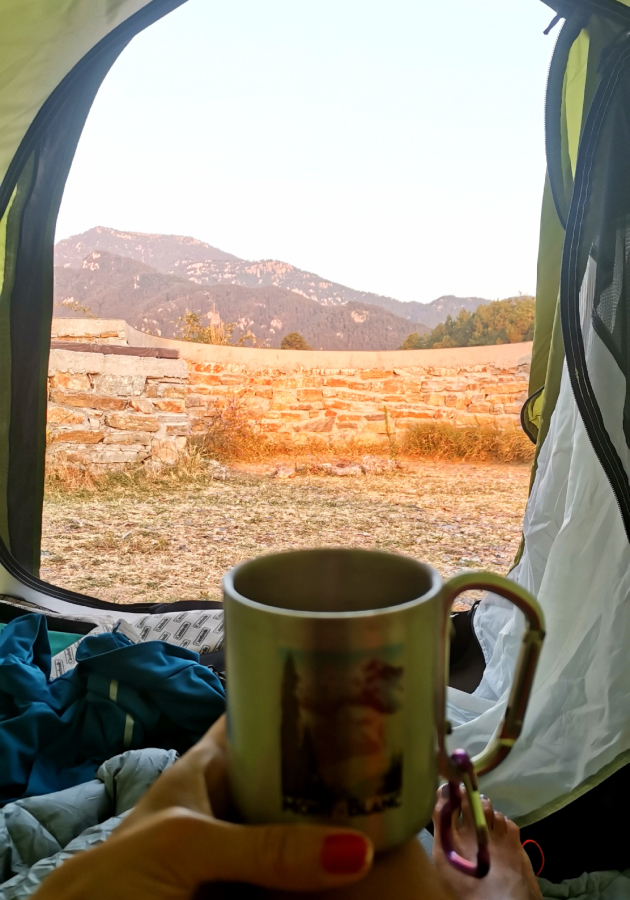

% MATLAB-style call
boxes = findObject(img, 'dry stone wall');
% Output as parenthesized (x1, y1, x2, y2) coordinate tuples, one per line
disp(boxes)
(47, 319, 532, 468)
(47, 350, 190, 467)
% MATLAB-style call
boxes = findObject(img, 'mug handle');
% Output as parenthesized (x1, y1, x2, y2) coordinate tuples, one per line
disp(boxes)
(437, 572, 545, 878)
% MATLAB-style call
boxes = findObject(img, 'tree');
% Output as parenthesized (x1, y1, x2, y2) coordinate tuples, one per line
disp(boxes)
(55, 298, 96, 318)
(281, 331, 312, 350)
(176, 310, 265, 347)
(401, 296, 535, 349)
(400, 332, 422, 350)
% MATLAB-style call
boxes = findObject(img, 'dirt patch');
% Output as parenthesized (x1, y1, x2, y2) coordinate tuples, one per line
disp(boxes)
(41, 462, 530, 609)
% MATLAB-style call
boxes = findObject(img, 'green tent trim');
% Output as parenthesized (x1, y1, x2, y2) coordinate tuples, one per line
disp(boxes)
(0, 0, 187, 577)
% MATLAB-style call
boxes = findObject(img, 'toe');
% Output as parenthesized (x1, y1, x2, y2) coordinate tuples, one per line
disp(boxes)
(505, 816, 521, 842)
(480, 796, 495, 830)
(493, 811, 508, 836)
(432, 784, 458, 832)
(460, 792, 475, 831)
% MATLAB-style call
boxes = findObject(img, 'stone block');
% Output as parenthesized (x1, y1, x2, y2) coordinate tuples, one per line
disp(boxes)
(189, 362, 221, 374)
(364, 421, 388, 434)
(188, 372, 224, 386)
(490, 381, 529, 394)
(359, 369, 394, 380)
(426, 393, 445, 407)
(153, 398, 185, 413)
(391, 410, 433, 420)
(49, 430, 104, 444)
(295, 417, 334, 433)
(158, 384, 187, 399)
(47, 406, 85, 425)
(157, 414, 188, 425)
(323, 399, 352, 410)
(323, 379, 366, 390)
(152, 439, 179, 465)
(105, 412, 160, 432)
(130, 398, 153, 414)
(94, 448, 146, 464)
(50, 390, 127, 411)
(50, 372, 91, 392)
(337, 422, 358, 429)
(164, 424, 191, 437)
(271, 390, 297, 409)
(297, 389, 323, 402)
(103, 432, 152, 446)
(185, 394, 205, 407)
(467, 403, 491, 414)
(93, 374, 146, 396)
(322, 389, 379, 403)
(48, 350, 105, 375)
(99, 355, 188, 379)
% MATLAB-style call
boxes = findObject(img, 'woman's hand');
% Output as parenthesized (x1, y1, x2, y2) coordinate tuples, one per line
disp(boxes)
(31, 715, 374, 899)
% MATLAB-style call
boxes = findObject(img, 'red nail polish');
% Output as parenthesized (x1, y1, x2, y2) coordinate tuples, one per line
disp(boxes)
(321, 834, 369, 874)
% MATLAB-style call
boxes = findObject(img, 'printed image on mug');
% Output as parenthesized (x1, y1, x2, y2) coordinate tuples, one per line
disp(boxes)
(280, 645, 404, 819)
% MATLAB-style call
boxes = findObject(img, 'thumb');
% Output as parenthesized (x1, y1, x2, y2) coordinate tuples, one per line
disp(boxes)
(147, 808, 374, 892)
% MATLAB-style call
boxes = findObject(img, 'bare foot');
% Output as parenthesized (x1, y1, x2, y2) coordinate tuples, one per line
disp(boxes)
(432, 789, 542, 900)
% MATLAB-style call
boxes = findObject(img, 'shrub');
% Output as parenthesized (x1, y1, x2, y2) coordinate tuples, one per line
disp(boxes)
(280, 331, 312, 350)
(401, 422, 534, 463)
(177, 311, 265, 347)
(197, 399, 272, 462)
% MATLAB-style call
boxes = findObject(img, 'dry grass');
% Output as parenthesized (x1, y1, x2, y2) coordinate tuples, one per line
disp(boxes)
(194, 400, 273, 462)
(195, 400, 379, 463)
(192, 400, 535, 464)
(401, 423, 535, 463)
(41, 461, 530, 607)
(45, 448, 219, 498)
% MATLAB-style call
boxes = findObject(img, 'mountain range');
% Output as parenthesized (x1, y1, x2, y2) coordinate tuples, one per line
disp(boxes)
(53, 227, 489, 350)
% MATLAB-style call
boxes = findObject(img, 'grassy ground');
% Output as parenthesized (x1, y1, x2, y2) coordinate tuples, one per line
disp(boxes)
(41, 461, 530, 608)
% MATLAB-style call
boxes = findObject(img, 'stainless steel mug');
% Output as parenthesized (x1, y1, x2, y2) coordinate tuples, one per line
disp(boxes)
(223, 548, 544, 877)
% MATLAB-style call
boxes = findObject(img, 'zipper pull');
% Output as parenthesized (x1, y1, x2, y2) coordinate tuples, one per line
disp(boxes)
(544, 13, 562, 35)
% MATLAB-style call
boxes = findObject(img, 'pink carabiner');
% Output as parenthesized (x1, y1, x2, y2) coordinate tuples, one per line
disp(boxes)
(438, 749, 490, 878)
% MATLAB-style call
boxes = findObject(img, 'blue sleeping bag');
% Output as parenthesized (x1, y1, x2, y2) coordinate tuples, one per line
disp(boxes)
(0, 614, 225, 804)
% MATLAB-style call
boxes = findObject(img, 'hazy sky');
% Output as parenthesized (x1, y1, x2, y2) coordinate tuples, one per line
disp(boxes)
(56, 0, 555, 305)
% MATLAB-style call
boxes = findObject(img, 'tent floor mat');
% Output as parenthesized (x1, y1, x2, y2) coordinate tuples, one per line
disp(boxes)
(520, 762, 630, 882)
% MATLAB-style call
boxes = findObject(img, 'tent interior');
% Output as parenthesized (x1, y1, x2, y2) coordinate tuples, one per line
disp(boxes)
(0, 0, 629, 890)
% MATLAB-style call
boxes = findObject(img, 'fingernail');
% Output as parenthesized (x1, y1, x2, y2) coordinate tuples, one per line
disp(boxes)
(441, 784, 450, 799)
(321, 834, 370, 874)
(479, 794, 489, 801)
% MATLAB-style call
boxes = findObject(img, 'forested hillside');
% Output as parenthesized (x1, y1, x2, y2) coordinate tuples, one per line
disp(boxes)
(54, 251, 429, 350)
(401, 296, 535, 349)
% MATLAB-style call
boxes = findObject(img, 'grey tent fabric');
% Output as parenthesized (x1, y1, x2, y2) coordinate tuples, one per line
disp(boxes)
(0, 747, 176, 899)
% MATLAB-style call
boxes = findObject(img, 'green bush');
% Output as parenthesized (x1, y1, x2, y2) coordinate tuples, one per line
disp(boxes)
(281, 331, 312, 350)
